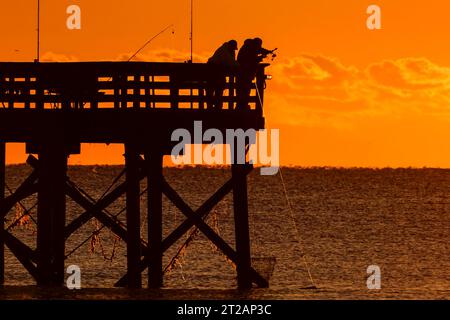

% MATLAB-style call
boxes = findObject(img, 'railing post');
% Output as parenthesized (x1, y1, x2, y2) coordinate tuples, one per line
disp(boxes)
(91, 74, 98, 109)
(121, 75, 127, 109)
(170, 74, 179, 109)
(145, 76, 151, 109)
(36, 73, 44, 110)
(151, 76, 156, 108)
(8, 77, 14, 109)
(113, 75, 120, 109)
(228, 74, 235, 110)
(25, 77, 31, 109)
(133, 74, 140, 109)
(199, 80, 205, 110)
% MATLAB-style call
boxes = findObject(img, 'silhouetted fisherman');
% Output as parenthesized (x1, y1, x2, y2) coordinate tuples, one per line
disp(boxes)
(236, 38, 272, 111)
(206, 40, 239, 109)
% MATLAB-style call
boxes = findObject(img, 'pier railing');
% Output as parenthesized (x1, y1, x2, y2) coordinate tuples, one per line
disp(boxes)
(0, 62, 268, 113)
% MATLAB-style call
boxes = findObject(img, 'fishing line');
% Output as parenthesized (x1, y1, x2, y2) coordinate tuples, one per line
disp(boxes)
(80, 24, 175, 109)
(127, 24, 175, 62)
(6, 203, 37, 231)
(255, 83, 318, 289)
(65, 185, 148, 259)
(4, 183, 38, 227)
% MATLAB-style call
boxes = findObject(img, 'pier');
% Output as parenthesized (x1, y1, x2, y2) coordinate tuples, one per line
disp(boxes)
(0, 61, 268, 289)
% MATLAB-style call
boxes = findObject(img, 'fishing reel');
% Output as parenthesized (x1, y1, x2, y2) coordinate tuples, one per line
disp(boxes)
(262, 48, 278, 61)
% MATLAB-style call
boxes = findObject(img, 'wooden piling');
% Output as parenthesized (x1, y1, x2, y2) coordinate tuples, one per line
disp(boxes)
(232, 163, 252, 289)
(125, 143, 142, 288)
(147, 152, 164, 288)
(36, 142, 67, 286)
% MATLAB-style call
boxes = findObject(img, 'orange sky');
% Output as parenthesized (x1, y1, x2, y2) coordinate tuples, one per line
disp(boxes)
(1, 0, 450, 167)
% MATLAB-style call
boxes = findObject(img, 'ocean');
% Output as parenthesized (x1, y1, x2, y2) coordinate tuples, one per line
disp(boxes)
(2, 165, 450, 299)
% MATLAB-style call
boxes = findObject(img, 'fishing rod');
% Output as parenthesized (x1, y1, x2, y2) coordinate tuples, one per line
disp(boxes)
(127, 23, 174, 62)
(36, 0, 40, 62)
(79, 24, 175, 108)
(189, 0, 193, 62)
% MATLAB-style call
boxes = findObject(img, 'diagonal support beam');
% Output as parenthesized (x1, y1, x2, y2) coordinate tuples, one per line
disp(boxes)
(2, 230, 39, 282)
(65, 181, 126, 239)
(29, 155, 148, 251)
(161, 178, 268, 288)
(163, 166, 253, 249)
(115, 165, 256, 287)
(64, 180, 129, 238)
(65, 180, 148, 250)
(26, 155, 140, 240)
(0, 171, 38, 219)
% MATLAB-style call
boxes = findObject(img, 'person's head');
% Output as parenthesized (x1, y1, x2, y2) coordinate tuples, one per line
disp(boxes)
(253, 37, 263, 48)
(227, 40, 238, 51)
(243, 38, 253, 47)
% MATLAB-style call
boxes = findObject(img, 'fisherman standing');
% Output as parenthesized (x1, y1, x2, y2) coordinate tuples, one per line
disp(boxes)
(206, 40, 239, 109)
(236, 38, 272, 110)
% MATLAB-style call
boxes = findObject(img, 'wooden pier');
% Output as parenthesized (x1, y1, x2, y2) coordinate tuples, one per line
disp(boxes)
(0, 61, 268, 289)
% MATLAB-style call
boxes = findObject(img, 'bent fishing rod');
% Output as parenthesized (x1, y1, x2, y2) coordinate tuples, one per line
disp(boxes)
(127, 23, 174, 62)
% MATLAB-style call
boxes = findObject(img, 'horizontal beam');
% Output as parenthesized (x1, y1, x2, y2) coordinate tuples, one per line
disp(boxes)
(0, 109, 264, 144)
(0, 61, 268, 78)
(0, 80, 246, 91)
(0, 95, 259, 105)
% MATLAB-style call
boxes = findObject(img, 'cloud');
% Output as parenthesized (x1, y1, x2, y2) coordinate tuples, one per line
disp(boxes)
(41, 52, 79, 62)
(115, 49, 207, 63)
(367, 58, 450, 90)
(40, 50, 450, 127)
(41, 49, 208, 63)
(266, 55, 450, 127)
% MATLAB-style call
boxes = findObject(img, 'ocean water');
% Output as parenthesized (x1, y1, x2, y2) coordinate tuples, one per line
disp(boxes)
(2, 165, 450, 299)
